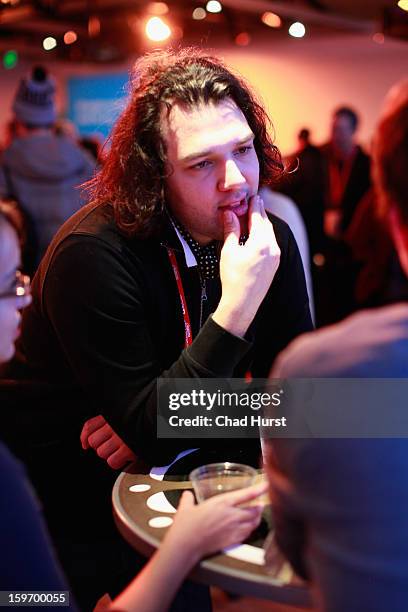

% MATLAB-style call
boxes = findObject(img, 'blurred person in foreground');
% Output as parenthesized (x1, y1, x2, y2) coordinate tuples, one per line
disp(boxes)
(267, 80, 408, 611)
(0, 66, 95, 272)
(2, 48, 312, 608)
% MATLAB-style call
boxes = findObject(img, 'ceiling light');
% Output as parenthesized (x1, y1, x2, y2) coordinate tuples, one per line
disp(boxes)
(3, 50, 18, 69)
(288, 22, 306, 38)
(235, 32, 251, 46)
(43, 36, 57, 51)
(261, 12, 282, 28)
(145, 16, 171, 42)
(397, 0, 408, 11)
(372, 32, 385, 44)
(88, 16, 101, 38)
(64, 31, 77, 45)
(192, 7, 206, 20)
(206, 1, 222, 14)
(147, 2, 169, 15)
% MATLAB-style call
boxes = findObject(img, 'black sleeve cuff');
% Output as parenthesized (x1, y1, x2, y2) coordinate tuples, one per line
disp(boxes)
(186, 315, 252, 377)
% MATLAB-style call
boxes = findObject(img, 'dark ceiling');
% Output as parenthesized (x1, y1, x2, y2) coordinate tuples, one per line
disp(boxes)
(0, 0, 406, 63)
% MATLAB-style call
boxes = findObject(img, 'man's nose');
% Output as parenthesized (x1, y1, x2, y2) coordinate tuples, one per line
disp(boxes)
(218, 159, 246, 191)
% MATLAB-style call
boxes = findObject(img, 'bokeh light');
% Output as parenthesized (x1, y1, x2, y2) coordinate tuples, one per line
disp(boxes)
(206, 1, 222, 14)
(64, 31, 77, 45)
(288, 22, 306, 38)
(145, 16, 171, 42)
(261, 12, 282, 28)
(43, 37, 57, 51)
(192, 7, 206, 20)
(3, 50, 18, 69)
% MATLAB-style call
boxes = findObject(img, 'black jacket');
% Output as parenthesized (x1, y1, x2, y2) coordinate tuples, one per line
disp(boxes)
(320, 143, 371, 234)
(2, 201, 312, 534)
(9, 201, 311, 453)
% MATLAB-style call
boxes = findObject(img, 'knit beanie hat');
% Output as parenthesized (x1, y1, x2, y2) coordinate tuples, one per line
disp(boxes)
(12, 66, 56, 126)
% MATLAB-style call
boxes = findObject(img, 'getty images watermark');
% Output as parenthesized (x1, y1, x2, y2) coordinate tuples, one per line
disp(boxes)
(167, 386, 286, 428)
(157, 378, 287, 439)
(157, 378, 408, 439)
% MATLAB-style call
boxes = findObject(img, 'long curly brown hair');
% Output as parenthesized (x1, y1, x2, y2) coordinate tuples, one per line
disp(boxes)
(87, 47, 284, 237)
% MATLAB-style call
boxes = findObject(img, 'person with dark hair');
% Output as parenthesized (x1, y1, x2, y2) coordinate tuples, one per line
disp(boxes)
(0, 65, 95, 272)
(278, 126, 325, 262)
(297, 127, 311, 151)
(0, 200, 268, 612)
(307, 105, 371, 325)
(79, 136, 104, 164)
(267, 80, 408, 612)
(322, 105, 370, 239)
(2, 48, 312, 608)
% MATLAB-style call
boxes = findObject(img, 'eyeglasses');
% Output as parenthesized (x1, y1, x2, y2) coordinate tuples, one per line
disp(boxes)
(0, 270, 31, 300)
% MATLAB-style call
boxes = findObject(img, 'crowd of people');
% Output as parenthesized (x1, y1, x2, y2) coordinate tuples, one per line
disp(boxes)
(0, 66, 96, 274)
(278, 102, 408, 327)
(0, 49, 407, 612)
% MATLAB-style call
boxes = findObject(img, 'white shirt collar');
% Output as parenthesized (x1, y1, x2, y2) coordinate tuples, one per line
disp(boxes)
(171, 221, 197, 268)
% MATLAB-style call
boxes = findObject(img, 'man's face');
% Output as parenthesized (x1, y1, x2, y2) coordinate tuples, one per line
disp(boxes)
(0, 223, 26, 363)
(331, 113, 355, 152)
(162, 98, 260, 244)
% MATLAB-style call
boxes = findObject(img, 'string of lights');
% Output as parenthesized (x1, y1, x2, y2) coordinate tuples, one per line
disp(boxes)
(0, 1, 407, 66)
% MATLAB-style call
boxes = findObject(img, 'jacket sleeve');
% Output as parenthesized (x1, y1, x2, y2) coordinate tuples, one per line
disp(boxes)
(42, 235, 251, 463)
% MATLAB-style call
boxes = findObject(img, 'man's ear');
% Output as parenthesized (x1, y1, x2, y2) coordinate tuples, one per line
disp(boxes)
(389, 206, 408, 279)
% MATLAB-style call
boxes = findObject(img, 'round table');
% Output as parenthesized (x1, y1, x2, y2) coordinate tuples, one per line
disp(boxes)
(112, 448, 311, 607)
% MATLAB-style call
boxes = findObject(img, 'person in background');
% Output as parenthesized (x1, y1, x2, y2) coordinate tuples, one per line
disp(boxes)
(0, 201, 267, 609)
(0, 66, 95, 272)
(2, 118, 18, 151)
(267, 80, 408, 611)
(321, 107, 371, 241)
(344, 189, 408, 308)
(277, 127, 325, 262)
(79, 135, 105, 165)
(296, 128, 314, 153)
(316, 106, 372, 325)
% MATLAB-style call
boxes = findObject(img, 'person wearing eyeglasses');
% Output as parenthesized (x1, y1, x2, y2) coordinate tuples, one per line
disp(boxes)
(0, 220, 31, 361)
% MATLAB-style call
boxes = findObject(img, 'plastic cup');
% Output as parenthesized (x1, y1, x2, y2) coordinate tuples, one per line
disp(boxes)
(189, 462, 257, 503)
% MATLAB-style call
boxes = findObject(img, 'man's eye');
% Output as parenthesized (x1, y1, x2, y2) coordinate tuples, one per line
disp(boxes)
(190, 160, 212, 170)
(235, 145, 252, 155)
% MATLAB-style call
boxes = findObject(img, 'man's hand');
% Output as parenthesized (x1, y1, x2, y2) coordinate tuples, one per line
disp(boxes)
(80, 415, 136, 470)
(213, 194, 281, 338)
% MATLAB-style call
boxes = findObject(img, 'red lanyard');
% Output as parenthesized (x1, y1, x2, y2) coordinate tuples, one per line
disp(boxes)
(167, 247, 253, 380)
(328, 147, 357, 208)
(167, 248, 193, 348)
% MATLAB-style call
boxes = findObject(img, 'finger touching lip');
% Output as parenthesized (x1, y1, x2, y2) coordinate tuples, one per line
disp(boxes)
(221, 197, 249, 217)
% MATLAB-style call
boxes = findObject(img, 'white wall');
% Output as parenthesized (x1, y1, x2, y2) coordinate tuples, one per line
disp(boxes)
(1, 33, 407, 154)
(220, 33, 408, 154)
